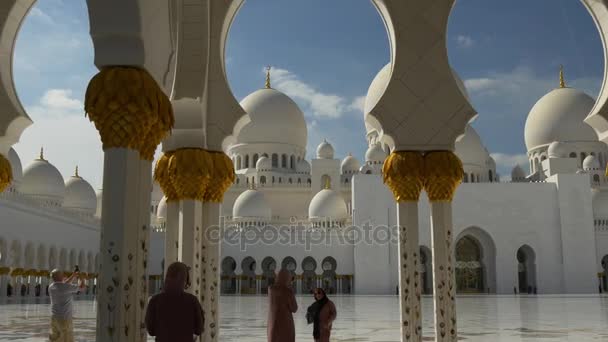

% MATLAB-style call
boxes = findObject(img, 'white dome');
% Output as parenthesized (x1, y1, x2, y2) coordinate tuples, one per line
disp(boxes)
(21, 154, 65, 201)
(524, 87, 597, 151)
(592, 190, 608, 217)
(511, 165, 526, 180)
(256, 155, 272, 171)
(316, 139, 334, 159)
(547, 141, 568, 158)
(296, 159, 311, 174)
(365, 142, 386, 163)
(63, 169, 97, 213)
(157, 196, 168, 221)
(364, 63, 471, 134)
(8, 148, 22, 181)
(233, 189, 271, 219)
(341, 154, 360, 174)
(583, 155, 601, 170)
(308, 188, 348, 220)
(455, 125, 489, 166)
(359, 164, 374, 174)
(237, 88, 307, 148)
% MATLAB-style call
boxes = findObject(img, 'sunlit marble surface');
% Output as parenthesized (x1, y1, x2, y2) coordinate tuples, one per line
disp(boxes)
(1, 295, 607, 341)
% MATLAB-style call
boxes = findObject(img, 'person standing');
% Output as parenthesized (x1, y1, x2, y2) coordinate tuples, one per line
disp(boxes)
(48, 269, 85, 342)
(145, 262, 204, 342)
(306, 288, 337, 342)
(267, 269, 298, 342)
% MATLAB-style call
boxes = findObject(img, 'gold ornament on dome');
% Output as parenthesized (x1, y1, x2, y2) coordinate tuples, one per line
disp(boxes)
(423, 151, 464, 202)
(382, 151, 425, 202)
(84, 66, 174, 160)
(0, 153, 13, 193)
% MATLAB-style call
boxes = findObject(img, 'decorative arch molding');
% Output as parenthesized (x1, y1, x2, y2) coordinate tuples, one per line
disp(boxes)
(455, 226, 497, 293)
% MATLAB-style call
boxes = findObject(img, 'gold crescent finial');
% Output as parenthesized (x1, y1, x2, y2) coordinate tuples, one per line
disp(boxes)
(559, 65, 566, 88)
(265, 65, 272, 89)
(75, 165, 79, 177)
(38, 147, 45, 161)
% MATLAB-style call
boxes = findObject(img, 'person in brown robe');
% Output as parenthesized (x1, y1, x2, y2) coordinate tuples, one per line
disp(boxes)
(145, 262, 204, 342)
(306, 288, 336, 342)
(267, 269, 298, 342)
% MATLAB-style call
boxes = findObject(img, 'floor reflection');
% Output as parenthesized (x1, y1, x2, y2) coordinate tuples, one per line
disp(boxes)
(0, 295, 607, 341)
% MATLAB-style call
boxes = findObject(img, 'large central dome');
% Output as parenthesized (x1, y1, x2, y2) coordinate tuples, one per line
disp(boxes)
(524, 87, 597, 150)
(237, 88, 308, 148)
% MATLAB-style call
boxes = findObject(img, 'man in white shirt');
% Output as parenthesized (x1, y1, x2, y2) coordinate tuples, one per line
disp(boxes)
(48, 269, 85, 342)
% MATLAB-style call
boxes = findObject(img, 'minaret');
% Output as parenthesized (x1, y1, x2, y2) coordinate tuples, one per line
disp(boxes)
(559, 65, 566, 88)
(265, 65, 272, 89)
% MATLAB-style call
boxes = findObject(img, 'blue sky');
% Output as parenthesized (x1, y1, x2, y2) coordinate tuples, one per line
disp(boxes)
(12, 0, 604, 188)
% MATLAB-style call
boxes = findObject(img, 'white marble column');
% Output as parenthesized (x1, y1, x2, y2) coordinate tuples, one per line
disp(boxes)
(95, 149, 151, 342)
(134, 159, 152, 341)
(179, 200, 203, 297)
(397, 202, 422, 342)
(202, 202, 221, 342)
(164, 201, 180, 274)
(430, 202, 457, 342)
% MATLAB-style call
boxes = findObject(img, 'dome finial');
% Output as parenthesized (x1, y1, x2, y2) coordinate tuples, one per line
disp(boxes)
(38, 147, 45, 161)
(559, 65, 566, 88)
(74, 165, 79, 178)
(324, 177, 331, 189)
(265, 65, 272, 89)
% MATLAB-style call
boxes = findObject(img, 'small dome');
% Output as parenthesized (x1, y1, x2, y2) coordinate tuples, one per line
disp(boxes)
(365, 143, 386, 164)
(524, 87, 597, 151)
(63, 168, 97, 213)
(547, 141, 568, 158)
(341, 154, 360, 174)
(455, 125, 489, 166)
(20, 151, 65, 201)
(308, 188, 348, 220)
(592, 190, 608, 217)
(316, 139, 334, 159)
(237, 88, 307, 149)
(583, 155, 601, 170)
(157, 196, 168, 221)
(359, 164, 374, 174)
(256, 155, 272, 171)
(296, 159, 311, 174)
(8, 148, 22, 182)
(233, 189, 271, 219)
(511, 165, 526, 181)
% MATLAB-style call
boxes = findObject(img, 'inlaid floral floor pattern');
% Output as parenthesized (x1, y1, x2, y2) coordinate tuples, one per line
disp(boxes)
(1, 295, 607, 341)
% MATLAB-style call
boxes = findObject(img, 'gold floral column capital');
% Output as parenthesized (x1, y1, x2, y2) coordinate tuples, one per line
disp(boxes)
(423, 151, 464, 202)
(154, 151, 179, 201)
(0, 153, 12, 193)
(382, 151, 425, 202)
(204, 150, 235, 203)
(85, 66, 174, 160)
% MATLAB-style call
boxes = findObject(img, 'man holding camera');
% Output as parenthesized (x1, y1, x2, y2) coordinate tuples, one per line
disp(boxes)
(48, 267, 85, 342)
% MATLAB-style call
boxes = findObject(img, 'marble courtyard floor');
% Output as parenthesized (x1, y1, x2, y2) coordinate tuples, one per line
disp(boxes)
(1, 295, 607, 341)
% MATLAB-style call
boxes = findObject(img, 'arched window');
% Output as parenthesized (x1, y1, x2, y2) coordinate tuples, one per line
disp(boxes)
(278, 177, 282, 184)
(272, 176, 275, 183)
(581, 152, 587, 164)
(236, 156, 242, 170)
(260, 176, 266, 184)
(593, 174, 600, 183)
(272, 154, 278, 168)
(253, 153, 259, 167)
(288, 178, 292, 184)
(236, 178, 240, 184)
(470, 173, 475, 183)
(281, 154, 287, 168)
(307, 178, 312, 184)
(540, 155, 546, 161)
(298, 178, 302, 184)
(463, 173, 468, 183)
(245, 155, 250, 168)
(290, 155, 295, 169)
(345, 178, 349, 183)
(569, 152, 577, 158)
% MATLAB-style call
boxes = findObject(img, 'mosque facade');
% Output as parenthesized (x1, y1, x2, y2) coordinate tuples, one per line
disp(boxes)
(1, 67, 608, 297)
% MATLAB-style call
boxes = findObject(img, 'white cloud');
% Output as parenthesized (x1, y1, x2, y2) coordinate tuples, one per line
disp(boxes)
(26, 89, 83, 118)
(463, 78, 498, 93)
(491, 152, 528, 169)
(348, 95, 366, 113)
(269, 67, 355, 119)
(29, 7, 55, 25)
(456, 35, 475, 48)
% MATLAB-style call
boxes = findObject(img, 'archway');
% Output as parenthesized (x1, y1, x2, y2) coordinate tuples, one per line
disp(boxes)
(602, 255, 608, 292)
(301, 256, 318, 294)
(261, 257, 276, 294)
(221, 257, 237, 294)
(321, 256, 337, 294)
(517, 245, 537, 294)
(281, 256, 297, 290)
(455, 236, 484, 293)
(241, 256, 257, 294)
(420, 246, 433, 295)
